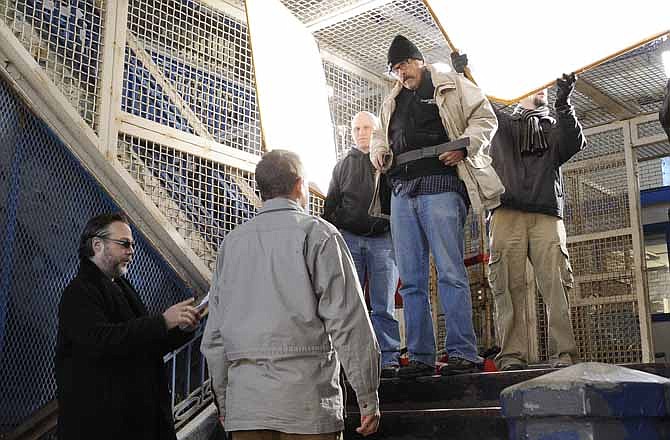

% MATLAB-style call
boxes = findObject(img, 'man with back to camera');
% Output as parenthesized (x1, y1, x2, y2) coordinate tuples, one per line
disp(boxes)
(369, 35, 503, 378)
(202, 149, 381, 439)
(452, 53, 586, 371)
(323, 111, 401, 379)
(56, 212, 201, 440)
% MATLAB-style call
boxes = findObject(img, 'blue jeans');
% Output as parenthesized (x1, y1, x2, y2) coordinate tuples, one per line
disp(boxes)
(390, 191, 480, 365)
(341, 230, 400, 367)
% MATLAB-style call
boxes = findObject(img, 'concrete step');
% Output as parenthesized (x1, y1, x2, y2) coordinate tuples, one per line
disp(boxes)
(343, 363, 670, 439)
(344, 407, 508, 440)
(347, 363, 670, 411)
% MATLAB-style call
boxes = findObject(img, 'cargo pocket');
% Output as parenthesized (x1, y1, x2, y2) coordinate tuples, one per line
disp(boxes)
(487, 252, 503, 293)
(558, 243, 574, 290)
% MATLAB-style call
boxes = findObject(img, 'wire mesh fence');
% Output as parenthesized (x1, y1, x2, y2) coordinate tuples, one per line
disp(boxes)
(0, 76, 192, 434)
(0, 0, 106, 131)
(285, 0, 450, 77)
(1, 2, 664, 433)
(323, 60, 389, 159)
(117, 133, 259, 271)
(124, 0, 262, 154)
(533, 122, 647, 363)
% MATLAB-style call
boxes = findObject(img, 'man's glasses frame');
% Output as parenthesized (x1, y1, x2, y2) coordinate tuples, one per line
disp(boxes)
(389, 59, 410, 77)
(95, 236, 136, 249)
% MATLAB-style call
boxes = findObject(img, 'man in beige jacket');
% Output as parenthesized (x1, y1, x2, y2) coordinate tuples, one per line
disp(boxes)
(201, 150, 381, 439)
(370, 35, 501, 378)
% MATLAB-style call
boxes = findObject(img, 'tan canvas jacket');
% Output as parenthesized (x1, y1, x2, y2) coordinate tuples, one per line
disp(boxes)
(370, 63, 503, 214)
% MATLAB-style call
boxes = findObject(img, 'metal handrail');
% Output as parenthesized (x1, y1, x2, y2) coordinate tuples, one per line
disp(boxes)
(163, 317, 213, 430)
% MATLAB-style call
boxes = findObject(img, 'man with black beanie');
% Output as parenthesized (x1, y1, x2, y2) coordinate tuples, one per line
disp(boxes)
(370, 35, 502, 377)
(451, 54, 586, 371)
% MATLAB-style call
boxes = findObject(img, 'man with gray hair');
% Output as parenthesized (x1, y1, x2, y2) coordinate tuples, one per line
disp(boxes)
(324, 111, 401, 379)
(202, 149, 381, 439)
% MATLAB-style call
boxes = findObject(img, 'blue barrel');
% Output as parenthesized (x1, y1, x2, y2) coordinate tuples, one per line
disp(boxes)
(500, 362, 670, 440)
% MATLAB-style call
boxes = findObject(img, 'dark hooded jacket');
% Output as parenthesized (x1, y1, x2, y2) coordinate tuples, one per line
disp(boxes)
(55, 258, 192, 440)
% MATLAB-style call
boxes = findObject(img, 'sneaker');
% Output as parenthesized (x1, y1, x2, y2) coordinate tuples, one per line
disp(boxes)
(439, 357, 480, 376)
(397, 360, 435, 378)
(381, 365, 399, 379)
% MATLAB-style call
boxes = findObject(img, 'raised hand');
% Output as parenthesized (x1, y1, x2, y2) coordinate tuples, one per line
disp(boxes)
(555, 72, 577, 107)
(450, 51, 468, 74)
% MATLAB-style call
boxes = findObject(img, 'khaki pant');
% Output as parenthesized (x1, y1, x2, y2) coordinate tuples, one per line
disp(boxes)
(233, 431, 343, 440)
(488, 208, 577, 368)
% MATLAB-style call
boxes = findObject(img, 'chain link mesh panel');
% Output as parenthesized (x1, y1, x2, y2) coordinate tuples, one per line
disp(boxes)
(323, 60, 389, 159)
(124, 0, 262, 154)
(638, 119, 668, 139)
(117, 134, 258, 271)
(306, 0, 449, 76)
(639, 157, 667, 190)
(0, 76, 192, 433)
(0, 0, 105, 130)
(572, 301, 641, 364)
(280, 0, 362, 24)
(581, 40, 668, 115)
(563, 156, 630, 236)
(634, 117, 670, 189)
(533, 124, 645, 363)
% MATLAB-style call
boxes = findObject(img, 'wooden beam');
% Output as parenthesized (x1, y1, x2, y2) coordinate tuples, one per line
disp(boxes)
(0, 20, 212, 295)
(126, 32, 215, 142)
(575, 78, 637, 120)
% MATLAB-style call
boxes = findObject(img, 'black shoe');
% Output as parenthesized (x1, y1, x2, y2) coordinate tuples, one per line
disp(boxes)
(439, 357, 480, 376)
(397, 360, 435, 378)
(501, 362, 527, 372)
(381, 365, 399, 379)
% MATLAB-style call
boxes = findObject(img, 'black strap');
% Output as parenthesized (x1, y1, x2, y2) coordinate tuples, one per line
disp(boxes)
(394, 138, 470, 166)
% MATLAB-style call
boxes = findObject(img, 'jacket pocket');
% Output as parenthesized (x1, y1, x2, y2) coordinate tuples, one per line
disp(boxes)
(558, 243, 574, 290)
(465, 155, 505, 200)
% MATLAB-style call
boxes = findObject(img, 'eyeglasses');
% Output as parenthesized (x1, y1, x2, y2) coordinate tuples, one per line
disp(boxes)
(95, 236, 136, 249)
(389, 59, 410, 77)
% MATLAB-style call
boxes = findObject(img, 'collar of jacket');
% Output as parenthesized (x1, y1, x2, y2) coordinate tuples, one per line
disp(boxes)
(348, 147, 369, 157)
(258, 197, 305, 215)
(79, 256, 111, 280)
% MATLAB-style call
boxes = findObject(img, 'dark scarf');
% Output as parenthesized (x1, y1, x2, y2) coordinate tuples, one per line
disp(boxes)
(512, 105, 555, 155)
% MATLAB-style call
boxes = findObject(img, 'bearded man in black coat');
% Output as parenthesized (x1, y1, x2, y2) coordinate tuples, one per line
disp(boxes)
(55, 212, 201, 440)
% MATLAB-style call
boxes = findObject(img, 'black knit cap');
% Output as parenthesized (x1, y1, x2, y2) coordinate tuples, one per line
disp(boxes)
(387, 35, 423, 69)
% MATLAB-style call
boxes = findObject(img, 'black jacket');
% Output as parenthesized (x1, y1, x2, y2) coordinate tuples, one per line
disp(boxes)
(55, 258, 192, 440)
(490, 106, 586, 218)
(661, 79, 670, 140)
(323, 147, 390, 235)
